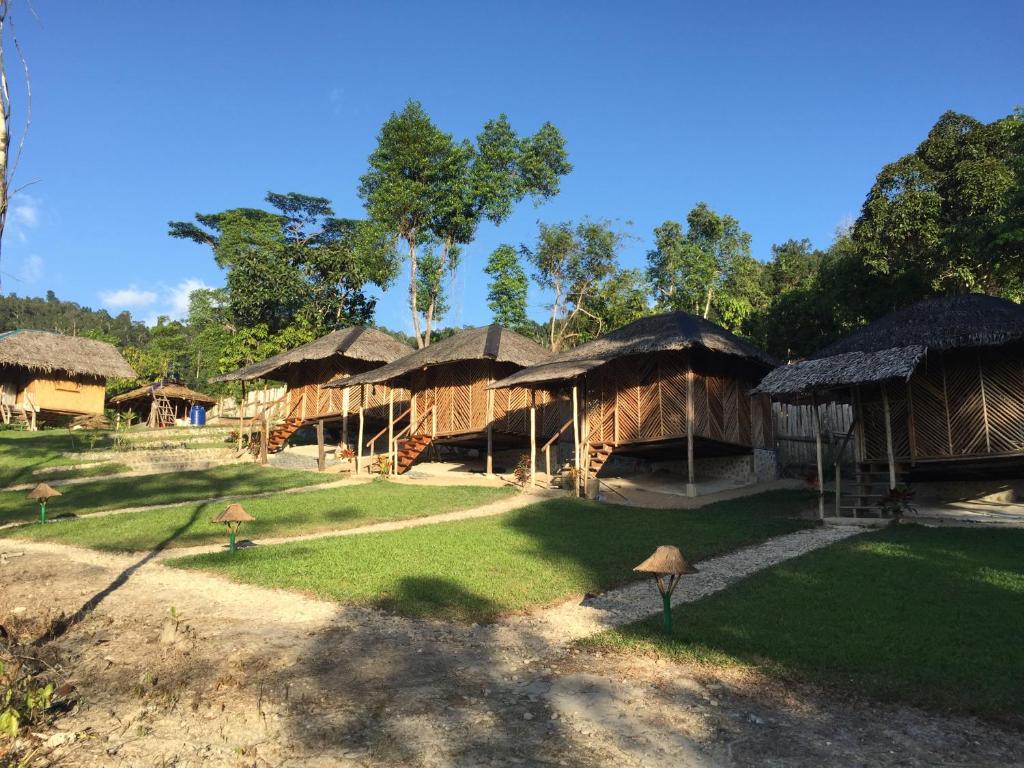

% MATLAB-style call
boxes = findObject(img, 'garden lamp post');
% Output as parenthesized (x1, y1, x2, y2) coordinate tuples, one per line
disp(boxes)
(211, 503, 255, 553)
(633, 545, 698, 633)
(27, 482, 61, 524)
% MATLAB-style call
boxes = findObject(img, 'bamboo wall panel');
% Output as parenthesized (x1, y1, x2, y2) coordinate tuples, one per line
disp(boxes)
(284, 359, 407, 422)
(859, 348, 1024, 463)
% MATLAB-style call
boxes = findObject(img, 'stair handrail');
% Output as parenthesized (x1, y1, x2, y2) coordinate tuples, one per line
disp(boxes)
(392, 404, 436, 445)
(542, 418, 574, 451)
(832, 416, 859, 518)
(365, 405, 412, 449)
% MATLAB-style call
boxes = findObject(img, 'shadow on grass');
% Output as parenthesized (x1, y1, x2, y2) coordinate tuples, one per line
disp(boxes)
(32, 500, 214, 645)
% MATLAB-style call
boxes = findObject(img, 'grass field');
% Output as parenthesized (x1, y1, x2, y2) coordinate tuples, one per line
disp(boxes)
(583, 525, 1024, 717)
(9, 482, 513, 551)
(168, 489, 815, 622)
(0, 429, 113, 486)
(0, 464, 335, 525)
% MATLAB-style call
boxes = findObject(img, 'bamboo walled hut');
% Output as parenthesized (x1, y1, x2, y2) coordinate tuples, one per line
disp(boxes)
(109, 380, 217, 427)
(755, 294, 1024, 517)
(490, 311, 777, 495)
(212, 327, 413, 453)
(329, 325, 566, 474)
(0, 329, 136, 426)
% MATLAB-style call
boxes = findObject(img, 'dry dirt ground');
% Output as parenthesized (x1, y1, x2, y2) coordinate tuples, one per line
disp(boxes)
(2, 538, 1022, 767)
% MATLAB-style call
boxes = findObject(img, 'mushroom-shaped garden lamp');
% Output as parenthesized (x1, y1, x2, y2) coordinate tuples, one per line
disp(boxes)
(211, 503, 255, 553)
(27, 482, 62, 524)
(634, 545, 698, 633)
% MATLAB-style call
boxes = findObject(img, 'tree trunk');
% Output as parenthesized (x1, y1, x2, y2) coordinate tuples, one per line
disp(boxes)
(0, 5, 10, 271)
(408, 238, 423, 348)
(702, 285, 713, 319)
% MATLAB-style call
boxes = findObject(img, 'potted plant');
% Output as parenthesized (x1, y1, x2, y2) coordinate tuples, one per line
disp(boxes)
(878, 485, 916, 523)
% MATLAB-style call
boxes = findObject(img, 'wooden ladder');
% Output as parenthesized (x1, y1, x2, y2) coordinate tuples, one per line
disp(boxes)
(586, 443, 615, 479)
(396, 434, 433, 474)
(150, 395, 176, 428)
(836, 464, 909, 517)
(267, 418, 303, 453)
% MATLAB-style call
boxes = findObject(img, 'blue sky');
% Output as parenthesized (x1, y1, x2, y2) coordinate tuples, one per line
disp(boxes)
(2, 0, 1021, 333)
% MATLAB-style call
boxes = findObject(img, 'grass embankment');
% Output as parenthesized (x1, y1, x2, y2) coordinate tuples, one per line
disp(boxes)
(0, 464, 334, 525)
(0, 429, 114, 486)
(584, 525, 1024, 717)
(11, 482, 514, 551)
(168, 489, 814, 622)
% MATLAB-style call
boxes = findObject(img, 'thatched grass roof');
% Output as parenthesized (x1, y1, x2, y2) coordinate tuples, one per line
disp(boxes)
(328, 325, 552, 389)
(0, 329, 136, 380)
(110, 381, 217, 406)
(211, 327, 413, 383)
(489, 311, 776, 389)
(756, 294, 1024, 399)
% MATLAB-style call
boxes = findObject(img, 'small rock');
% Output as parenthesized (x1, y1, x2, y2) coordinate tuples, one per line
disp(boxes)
(748, 714, 765, 725)
(523, 712, 534, 721)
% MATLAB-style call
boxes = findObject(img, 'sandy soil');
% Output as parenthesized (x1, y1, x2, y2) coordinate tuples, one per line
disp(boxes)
(2, 538, 1021, 767)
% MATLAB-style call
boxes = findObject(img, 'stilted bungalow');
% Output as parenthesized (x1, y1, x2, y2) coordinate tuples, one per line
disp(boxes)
(489, 312, 777, 496)
(0, 329, 136, 427)
(212, 327, 413, 455)
(109, 380, 217, 427)
(328, 325, 565, 475)
(755, 294, 1024, 518)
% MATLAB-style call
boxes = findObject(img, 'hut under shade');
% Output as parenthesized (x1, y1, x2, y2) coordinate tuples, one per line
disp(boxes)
(489, 311, 777, 495)
(109, 380, 217, 427)
(0, 329, 136, 426)
(755, 294, 1024, 517)
(328, 325, 567, 475)
(212, 327, 413, 454)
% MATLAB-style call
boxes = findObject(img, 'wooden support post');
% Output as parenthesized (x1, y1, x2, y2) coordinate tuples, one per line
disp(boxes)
(238, 381, 246, 452)
(529, 390, 537, 488)
(431, 393, 437, 437)
(881, 385, 897, 490)
(388, 389, 395, 472)
(572, 383, 581, 496)
(356, 385, 365, 473)
(812, 395, 825, 519)
(259, 412, 269, 466)
(485, 387, 494, 476)
(316, 419, 325, 472)
(686, 368, 696, 497)
(341, 388, 350, 450)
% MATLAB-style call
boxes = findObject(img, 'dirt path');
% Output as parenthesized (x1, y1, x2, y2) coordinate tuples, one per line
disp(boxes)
(157, 489, 559, 560)
(3, 526, 1021, 767)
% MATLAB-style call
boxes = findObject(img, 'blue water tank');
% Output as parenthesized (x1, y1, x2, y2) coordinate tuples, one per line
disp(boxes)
(190, 404, 206, 426)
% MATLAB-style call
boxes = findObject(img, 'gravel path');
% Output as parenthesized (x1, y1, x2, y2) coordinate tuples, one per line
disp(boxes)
(498, 526, 864, 647)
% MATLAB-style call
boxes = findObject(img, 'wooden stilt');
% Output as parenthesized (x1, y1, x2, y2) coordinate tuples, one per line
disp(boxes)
(341, 388, 349, 450)
(238, 381, 246, 452)
(316, 419, 325, 472)
(686, 368, 696, 497)
(529, 390, 537, 488)
(356, 384, 365, 473)
(812, 394, 825, 518)
(881, 385, 897, 490)
(486, 387, 494, 476)
(259, 411, 269, 465)
(388, 389, 395, 473)
(572, 383, 581, 496)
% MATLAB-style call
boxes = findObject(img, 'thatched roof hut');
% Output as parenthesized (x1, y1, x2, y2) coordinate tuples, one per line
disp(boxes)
(0, 329, 135, 379)
(489, 311, 777, 494)
(327, 325, 563, 475)
(755, 295, 1024, 400)
(211, 327, 412, 383)
(0, 329, 135, 420)
(110, 381, 216, 409)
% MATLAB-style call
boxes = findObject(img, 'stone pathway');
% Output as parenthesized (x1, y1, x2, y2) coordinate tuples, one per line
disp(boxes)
(155, 488, 561, 560)
(498, 526, 864, 647)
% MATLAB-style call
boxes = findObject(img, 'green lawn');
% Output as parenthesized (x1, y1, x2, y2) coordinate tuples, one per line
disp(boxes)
(167, 490, 815, 622)
(0, 429, 113, 486)
(0, 464, 335, 525)
(584, 525, 1024, 717)
(9, 483, 513, 551)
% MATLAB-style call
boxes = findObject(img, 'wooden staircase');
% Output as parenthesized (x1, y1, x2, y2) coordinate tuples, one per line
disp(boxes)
(396, 434, 433, 474)
(587, 443, 615, 479)
(836, 464, 909, 517)
(267, 418, 303, 453)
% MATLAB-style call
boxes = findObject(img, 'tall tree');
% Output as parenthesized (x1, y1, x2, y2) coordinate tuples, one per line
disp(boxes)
(854, 109, 1024, 300)
(574, 267, 650, 343)
(0, 0, 31, 281)
(359, 101, 571, 347)
(484, 243, 529, 329)
(523, 219, 622, 352)
(646, 203, 754, 323)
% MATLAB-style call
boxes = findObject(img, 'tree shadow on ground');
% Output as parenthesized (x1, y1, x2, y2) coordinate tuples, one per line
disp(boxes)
(32, 501, 213, 645)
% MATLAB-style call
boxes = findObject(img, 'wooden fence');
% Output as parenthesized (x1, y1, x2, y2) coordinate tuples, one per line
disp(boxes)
(772, 401, 855, 476)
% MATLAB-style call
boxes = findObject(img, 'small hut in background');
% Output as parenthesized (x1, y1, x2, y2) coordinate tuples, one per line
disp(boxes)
(0, 329, 136, 427)
(490, 311, 777, 496)
(109, 379, 217, 427)
(755, 294, 1024, 517)
(212, 327, 413, 454)
(330, 325, 564, 475)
